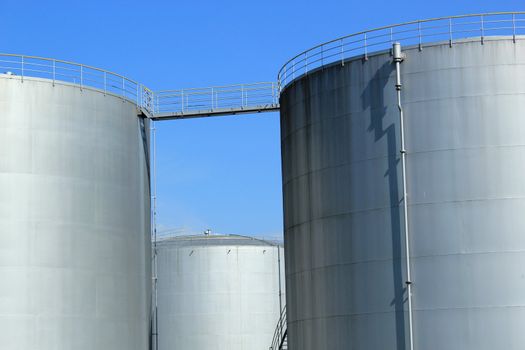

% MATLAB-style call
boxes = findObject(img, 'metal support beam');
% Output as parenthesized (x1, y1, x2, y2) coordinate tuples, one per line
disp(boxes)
(151, 104, 280, 121)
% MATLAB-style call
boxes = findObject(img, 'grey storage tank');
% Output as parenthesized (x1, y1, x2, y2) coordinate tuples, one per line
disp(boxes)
(0, 62, 151, 350)
(279, 13, 525, 350)
(156, 234, 285, 350)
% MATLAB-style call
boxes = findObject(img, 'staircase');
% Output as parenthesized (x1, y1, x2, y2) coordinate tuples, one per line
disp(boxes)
(280, 332, 288, 350)
(270, 306, 287, 350)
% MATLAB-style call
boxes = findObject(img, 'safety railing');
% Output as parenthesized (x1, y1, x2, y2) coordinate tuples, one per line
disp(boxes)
(0, 53, 276, 117)
(154, 82, 279, 115)
(0, 53, 154, 114)
(278, 12, 525, 90)
(269, 305, 287, 350)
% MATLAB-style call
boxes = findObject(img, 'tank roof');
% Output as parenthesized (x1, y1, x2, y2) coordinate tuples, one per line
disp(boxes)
(156, 234, 282, 247)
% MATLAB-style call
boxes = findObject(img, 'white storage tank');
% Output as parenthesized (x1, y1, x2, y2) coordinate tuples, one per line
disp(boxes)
(156, 234, 284, 350)
(0, 64, 151, 350)
(279, 13, 525, 350)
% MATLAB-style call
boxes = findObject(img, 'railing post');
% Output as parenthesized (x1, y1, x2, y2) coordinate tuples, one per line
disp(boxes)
(340, 38, 345, 66)
(21, 56, 24, 83)
(52, 59, 56, 86)
(136, 84, 140, 107)
(481, 14, 485, 45)
(449, 18, 453, 47)
(305, 52, 308, 74)
(181, 89, 184, 112)
(390, 27, 393, 45)
(241, 85, 245, 107)
(513, 13, 516, 43)
(103, 71, 107, 96)
(122, 77, 125, 98)
(80, 64, 83, 90)
(321, 45, 324, 66)
(363, 33, 368, 61)
(418, 21, 422, 51)
(292, 60, 295, 79)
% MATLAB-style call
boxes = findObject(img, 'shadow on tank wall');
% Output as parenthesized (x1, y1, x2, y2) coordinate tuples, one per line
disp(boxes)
(362, 60, 407, 350)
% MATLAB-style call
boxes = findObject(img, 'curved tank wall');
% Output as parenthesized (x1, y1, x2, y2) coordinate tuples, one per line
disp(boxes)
(0, 76, 151, 350)
(280, 36, 525, 350)
(156, 234, 285, 350)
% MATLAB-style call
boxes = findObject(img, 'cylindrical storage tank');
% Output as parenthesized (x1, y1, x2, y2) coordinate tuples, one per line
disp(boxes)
(280, 36, 525, 349)
(0, 75, 151, 349)
(156, 234, 285, 350)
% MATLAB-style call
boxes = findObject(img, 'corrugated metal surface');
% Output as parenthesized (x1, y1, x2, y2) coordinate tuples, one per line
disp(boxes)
(0, 76, 151, 350)
(280, 37, 525, 349)
(156, 235, 284, 350)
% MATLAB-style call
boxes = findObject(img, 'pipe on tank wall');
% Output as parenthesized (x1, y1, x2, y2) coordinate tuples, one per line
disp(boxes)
(151, 120, 159, 350)
(393, 42, 414, 350)
(278, 246, 283, 313)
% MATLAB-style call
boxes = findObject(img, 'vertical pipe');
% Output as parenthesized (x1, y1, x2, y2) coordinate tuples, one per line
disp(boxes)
(104, 71, 107, 96)
(80, 65, 83, 91)
(277, 245, 283, 314)
(21, 56, 24, 83)
(151, 120, 159, 350)
(393, 42, 414, 350)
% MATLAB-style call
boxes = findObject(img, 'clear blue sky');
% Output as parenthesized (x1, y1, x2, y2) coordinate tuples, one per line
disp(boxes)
(1, 0, 522, 237)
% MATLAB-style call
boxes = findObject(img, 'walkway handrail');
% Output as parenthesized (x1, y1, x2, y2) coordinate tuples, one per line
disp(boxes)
(269, 305, 287, 350)
(0, 53, 154, 114)
(278, 11, 525, 90)
(154, 82, 279, 115)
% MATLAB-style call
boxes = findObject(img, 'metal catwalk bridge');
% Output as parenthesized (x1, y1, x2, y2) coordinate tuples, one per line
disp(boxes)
(152, 82, 280, 120)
